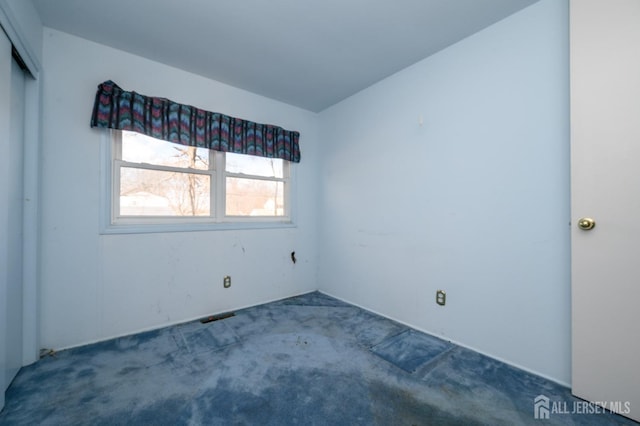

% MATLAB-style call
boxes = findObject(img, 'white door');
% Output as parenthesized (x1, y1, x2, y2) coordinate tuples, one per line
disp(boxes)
(570, 0, 640, 422)
(0, 25, 26, 412)
(0, 26, 11, 413)
(8, 42, 26, 386)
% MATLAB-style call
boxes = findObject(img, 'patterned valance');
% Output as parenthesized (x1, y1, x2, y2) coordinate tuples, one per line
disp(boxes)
(90, 80, 301, 163)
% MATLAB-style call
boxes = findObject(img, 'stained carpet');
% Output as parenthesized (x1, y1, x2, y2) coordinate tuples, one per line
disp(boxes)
(0, 292, 636, 425)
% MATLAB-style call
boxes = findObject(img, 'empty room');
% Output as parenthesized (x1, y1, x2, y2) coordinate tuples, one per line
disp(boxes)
(1, 0, 638, 424)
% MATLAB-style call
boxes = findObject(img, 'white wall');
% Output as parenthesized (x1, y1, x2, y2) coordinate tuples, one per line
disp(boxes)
(40, 0, 572, 386)
(39, 29, 319, 350)
(318, 0, 571, 384)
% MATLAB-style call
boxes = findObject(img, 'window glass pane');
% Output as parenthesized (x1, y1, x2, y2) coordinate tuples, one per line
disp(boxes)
(226, 177, 284, 216)
(120, 167, 210, 216)
(121, 131, 210, 170)
(225, 152, 283, 178)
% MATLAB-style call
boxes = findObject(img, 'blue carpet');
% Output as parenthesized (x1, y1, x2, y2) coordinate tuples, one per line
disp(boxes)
(0, 291, 637, 425)
(371, 329, 452, 373)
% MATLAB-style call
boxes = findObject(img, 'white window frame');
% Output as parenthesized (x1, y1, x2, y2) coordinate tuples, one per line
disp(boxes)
(99, 130, 295, 234)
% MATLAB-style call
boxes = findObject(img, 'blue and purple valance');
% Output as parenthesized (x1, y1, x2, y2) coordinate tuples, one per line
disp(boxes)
(90, 80, 301, 163)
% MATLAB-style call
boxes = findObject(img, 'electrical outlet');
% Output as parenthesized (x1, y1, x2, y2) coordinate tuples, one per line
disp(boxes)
(223, 276, 231, 288)
(436, 290, 446, 306)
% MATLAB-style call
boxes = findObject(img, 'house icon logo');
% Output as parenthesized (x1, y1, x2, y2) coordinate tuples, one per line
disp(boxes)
(534, 394, 550, 419)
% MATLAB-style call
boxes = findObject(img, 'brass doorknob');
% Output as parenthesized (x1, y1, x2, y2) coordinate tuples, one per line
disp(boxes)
(577, 217, 596, 231)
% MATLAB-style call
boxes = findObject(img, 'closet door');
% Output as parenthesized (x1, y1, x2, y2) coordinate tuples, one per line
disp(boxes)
(0, 26, 10, 412)
(0, 25, 26, 411)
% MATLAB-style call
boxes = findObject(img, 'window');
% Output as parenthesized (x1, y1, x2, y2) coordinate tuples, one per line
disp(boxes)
(104, 130, 292, 232)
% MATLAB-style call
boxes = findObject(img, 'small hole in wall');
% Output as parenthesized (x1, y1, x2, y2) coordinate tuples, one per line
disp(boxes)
(291, 251, 296, 264)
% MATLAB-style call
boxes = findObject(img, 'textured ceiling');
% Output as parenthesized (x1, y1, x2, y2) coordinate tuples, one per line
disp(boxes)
(32, 0, 539, 112)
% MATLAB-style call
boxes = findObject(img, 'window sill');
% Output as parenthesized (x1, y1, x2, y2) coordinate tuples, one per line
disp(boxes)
(100, 220, 296, 235)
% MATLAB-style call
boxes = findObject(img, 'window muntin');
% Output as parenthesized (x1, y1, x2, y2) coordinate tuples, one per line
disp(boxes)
(111, 130, 290, 227)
